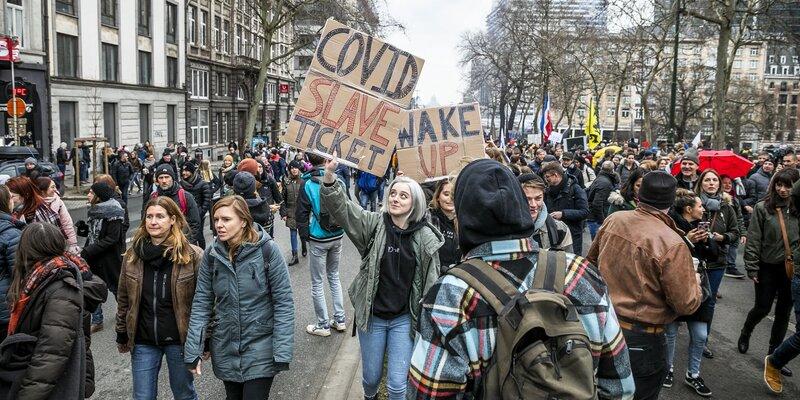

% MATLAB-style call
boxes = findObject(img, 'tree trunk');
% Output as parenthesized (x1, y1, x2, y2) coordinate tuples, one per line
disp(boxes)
(506, 85, 524, 133)
(711, 2, 734, 149)
(612, 81, 624, 141)
(243, 8, 274, 149)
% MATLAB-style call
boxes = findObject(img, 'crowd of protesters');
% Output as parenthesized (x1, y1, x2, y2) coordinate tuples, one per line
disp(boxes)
(0, 135, 798, 400)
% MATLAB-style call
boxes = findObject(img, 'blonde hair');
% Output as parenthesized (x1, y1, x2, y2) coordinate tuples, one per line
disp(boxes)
(126, 196, 195, 265)
(200, 160, 213, 182)
(212, 195, 259, 261)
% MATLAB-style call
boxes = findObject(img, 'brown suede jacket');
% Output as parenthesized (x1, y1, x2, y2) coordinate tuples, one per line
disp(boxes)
(587, 203, 702, 326)
(115, 244, 204, 347)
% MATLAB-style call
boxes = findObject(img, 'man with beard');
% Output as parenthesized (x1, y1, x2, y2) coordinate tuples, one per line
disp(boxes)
(180, 161, 212, 248)
(748, 155, 774, 205)
(526, 148, 547, 174)
(150, 165, 202, 246)
(676, 148, 700, 190)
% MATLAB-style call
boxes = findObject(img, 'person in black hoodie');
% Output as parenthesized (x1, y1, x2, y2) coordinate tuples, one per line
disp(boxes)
(427, 179, 460, 272)
(587, 161, 619, 239)
(180, 161, 212, 249)
(111, 151, 135, 204)
(233, 172, 273, 231)
(150, 165, 203, 247)
(542, 162, 590, 255)
(665, 189, 718, 394)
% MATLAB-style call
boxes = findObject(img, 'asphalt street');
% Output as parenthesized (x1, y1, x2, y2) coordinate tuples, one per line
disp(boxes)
(70, 192, 800, 399)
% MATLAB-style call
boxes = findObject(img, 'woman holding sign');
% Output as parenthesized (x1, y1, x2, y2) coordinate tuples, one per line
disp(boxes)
(319, 153, 443, 400)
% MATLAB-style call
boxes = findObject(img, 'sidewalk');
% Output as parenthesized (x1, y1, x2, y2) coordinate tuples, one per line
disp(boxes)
(316, 331, 363, 400)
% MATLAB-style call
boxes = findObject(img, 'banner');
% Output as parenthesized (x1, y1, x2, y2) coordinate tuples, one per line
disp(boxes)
(396, 103, 485, 182)
(283, 19, 424, 175)
(311, 19, 424, 108)
(283, 71, 403, 175)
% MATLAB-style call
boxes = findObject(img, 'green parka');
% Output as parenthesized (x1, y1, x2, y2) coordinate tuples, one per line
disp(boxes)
(319, 181, 444, 335)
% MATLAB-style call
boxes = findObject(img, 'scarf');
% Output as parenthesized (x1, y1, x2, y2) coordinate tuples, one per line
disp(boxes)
(87, 198, 124, 246)
(465, 237, 538, 262)
(8, 253, 89, 334)
(699, 192, 721, 213)
(532, 203, 549, 232)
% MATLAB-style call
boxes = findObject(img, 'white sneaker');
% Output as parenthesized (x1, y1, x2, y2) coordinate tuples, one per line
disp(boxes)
(306, 324, 331, 337)
(331, 320, 347, 332)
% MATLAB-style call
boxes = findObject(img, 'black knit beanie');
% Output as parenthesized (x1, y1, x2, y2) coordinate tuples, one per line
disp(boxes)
(638, 171, 677, 210)
(90, 181, 115, 202)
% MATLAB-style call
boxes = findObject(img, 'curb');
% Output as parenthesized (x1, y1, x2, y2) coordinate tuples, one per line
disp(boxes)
(315, 332, 362, 400)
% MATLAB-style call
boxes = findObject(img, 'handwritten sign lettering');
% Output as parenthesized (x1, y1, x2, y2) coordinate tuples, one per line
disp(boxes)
(396, 103, 485, 182)
(311, 19, 424, 108)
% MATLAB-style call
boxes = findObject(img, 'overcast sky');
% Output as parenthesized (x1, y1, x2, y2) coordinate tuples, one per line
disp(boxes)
(382, 0, 494, 107)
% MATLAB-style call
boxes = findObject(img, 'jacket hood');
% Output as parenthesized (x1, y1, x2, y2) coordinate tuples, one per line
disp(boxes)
(608, 190, 625, 206)
(598, 170, 619, 185)
(0, 212, 24, 230)
(88, 198, 125, 221)
(301, 167, 325, 180)
(245, 196, 268, 208)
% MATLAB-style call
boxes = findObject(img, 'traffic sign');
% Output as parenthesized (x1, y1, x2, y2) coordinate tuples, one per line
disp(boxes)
(6, 97, 25, 117)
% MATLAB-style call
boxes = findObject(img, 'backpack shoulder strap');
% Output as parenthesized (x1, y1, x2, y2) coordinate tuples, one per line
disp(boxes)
(531, 249, 568, 293)
(447, 258, 520, 316)
(177, 189, 188, 213)
(544, 215, 561, 248)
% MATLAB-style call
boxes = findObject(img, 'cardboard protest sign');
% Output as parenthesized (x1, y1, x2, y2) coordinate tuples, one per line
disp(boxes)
(283, 71, 403, 176)
(396, 103, 485, 182)
(311, 19, 424, 108)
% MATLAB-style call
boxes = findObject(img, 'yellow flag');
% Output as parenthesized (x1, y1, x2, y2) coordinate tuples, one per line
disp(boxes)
(585, 99, 601, 150)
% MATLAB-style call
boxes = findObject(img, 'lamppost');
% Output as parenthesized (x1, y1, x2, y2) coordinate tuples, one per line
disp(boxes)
(668, 0, 683, 143)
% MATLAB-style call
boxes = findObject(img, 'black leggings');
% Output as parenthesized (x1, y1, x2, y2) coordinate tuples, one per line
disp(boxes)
(743, 263, 793, 351)
(223, 378, 273, 400)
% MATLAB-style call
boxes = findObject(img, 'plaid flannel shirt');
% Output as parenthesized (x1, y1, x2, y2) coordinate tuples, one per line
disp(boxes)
(407, 238, 635, 400)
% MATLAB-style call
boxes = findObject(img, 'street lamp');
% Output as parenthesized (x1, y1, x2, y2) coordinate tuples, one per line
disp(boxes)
(668, 0, 683, 143)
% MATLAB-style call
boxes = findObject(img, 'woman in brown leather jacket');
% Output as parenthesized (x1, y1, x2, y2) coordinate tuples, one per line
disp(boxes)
(115, 196, 204, 400)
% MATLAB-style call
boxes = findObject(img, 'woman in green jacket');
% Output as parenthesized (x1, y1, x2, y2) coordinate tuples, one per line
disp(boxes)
(739, 168, 799, 378)
(320, 157, 443, 400)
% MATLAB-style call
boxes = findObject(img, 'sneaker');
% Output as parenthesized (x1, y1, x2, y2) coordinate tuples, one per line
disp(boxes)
(90, 323, 104, 334)
(663, 370, 674, 388)
(684, 373, 712, 397)
(702, 346, 714, 359)
(764, 356, 783, 393)
(306, 324, 331, 337)
(287, 254, 299, 266)
(331, 320, 347, 332)
(724, 267, 746, 279)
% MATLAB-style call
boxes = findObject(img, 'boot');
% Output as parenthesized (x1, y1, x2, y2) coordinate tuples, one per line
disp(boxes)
(301, 241, 307, 257)
(288, 252, 299, 266)
(738, 330, 750, 354)
(764, 356, 783, 393)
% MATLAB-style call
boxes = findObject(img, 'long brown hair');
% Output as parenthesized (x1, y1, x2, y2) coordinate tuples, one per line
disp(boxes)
(126, 197, 195, 265)
(6, 176, 43, 219)
(8, 222, 67, 304)
(212, 195, 259, 261)
(0, 185, 12, 214)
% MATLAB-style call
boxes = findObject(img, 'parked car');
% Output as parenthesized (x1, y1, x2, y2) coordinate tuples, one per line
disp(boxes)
(0, 160, 63, 187)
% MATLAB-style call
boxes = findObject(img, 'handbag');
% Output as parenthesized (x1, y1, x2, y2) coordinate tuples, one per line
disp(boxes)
(776, 207, 795, 279)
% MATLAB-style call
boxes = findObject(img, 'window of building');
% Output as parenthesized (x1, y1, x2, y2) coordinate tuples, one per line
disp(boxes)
(750, 47, 759, 56)
(733, 60, 741, 69)
(780, 94, 788, 104)
(749, 73, 757, 81)
(792, 95, 798, 105)
(55, 0, 74, 15)
(793, 56, 799, 64)
(795, 82, 799, 90)
(56, 34, 78, 77)
(217, 72, 227, 96)
(781, 56, 787, 64)
(265, 82, 276, 104)
(750, 60, 757, 69)
(214, 16, 221, 51)
(101, 43, 118, 81)
(222, 20, 230, 54)
(103, 103, 117, 147)
(101, 0, 116, 27)
(190, 108, 209, 146)
(59, 101, 77, 145)
(705, 108, 713, 118)
(166, 2, 178, 44)
(167, 105, 176, 143)
(770, 82, 775, 88)
(783, 66, 790, 75)
(771, 65, 778, 74)
(188, 6, 196, 44)
(139, 104, 151, 143)
(190, 69, 208, 99)
(5, 0, 24, 48)
(236, 25, 242, 55)
(621, 109, 630, 118)
(200, 10, 208, 47)
(138, 0, 151, 36)
(138, 51, 152, 85)
(795, 66, 800, 76)
(635, 108, 643, 119)
(606, 108, 615, 117)
(237, 86, 245, 100)
(577, 108, 585, 118)
(781, 81, 788, 91)
(167, 56, 178, 88)
(769, 55, 775, 63)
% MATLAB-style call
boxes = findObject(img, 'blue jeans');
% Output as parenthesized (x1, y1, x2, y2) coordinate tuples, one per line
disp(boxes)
(666, 321, 708, 376)
(771, 276, 800, 368)
(308, 240, 345, 327)
(706, 268, 725, 331)
(726, 242, 739, 269)
(359, 190, 378, 211)
(91, 285, 117, 325)
(358, 314, 413, 400)
(290, 228, 299, 253)
(587, 220, 600, 240)
(131, 344, 197, 400)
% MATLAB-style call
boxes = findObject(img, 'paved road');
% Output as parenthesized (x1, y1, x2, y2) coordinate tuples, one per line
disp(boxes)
(71, 194, 800, 399)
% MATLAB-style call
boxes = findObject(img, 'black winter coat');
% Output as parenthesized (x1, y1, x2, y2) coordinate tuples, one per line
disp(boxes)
(545, 174, 589, 236)
(587, 171, 618, 223)
(0, 214, 22, 323)
(180, 174, 213, 214)
(111, 160, 134, 187)
(81, 218, 124, 294)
